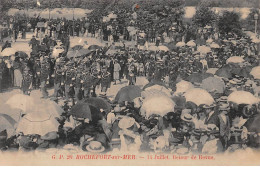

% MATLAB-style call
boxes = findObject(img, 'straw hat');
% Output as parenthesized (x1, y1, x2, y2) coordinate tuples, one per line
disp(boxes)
(180, 111, 193, 122)
(202, 104, 215, 109)
(86, 141, 105, 153)
(118, 117, 136, 129)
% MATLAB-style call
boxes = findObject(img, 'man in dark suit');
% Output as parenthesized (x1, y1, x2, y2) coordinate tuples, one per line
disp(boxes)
(217, 104, 231, 150)
(204, 104, 219, 127)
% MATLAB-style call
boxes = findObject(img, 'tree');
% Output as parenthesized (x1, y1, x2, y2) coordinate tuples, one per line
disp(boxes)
(218, 11, 243, 36)
(192, 1, 217, 27)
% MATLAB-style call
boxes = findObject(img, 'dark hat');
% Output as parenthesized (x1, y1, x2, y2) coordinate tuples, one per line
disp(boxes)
(202, 104, 215, 109)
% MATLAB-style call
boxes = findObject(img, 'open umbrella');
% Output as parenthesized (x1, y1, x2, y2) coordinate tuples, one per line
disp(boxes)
(186, 41, 196, 47)
(228, 91, 259, 105)
(71, 45, 83, 51)
(206, 38, 213, 43)
(34, 99, 64, 118)
(1, 48, 17, 57)
(202, 77, 225, 94)
(84, 97, 112, 113)
(197, 45, 211, 54)
(70, 103, 103, 122)
(176, 42, 186, 47)
(143, 80, 168, 90)
(186, 73, 202, 83)
(0, 114, 16, 138)
(5, 94, 35, 112)
(15, 51, 28, 58)
(148, 46, 159, 51)
(78, 48, 92, 56)
(144, 84, 171, 96)
(175, 80, 194, 94)
(141, 89, 170, 99)
(215, 67, 232, 79)
(184, 88, 215, 106)
(210, 43, 220, 49)
(115, 85, 142, 104)
(158, 45, 169, 51)
(250, 66, 260, 79)
(226, 56, 245, 64)
(67, 51, 81, 58)
(16, 112, 59, 136)
(140, 96, 175, 117)
(88, 45, 102, 51)
(206, 68, 218, 75)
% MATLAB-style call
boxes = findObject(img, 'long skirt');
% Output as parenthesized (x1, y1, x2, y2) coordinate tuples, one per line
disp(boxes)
(113, 71, 120, 80)
(14, 69, 23, 87)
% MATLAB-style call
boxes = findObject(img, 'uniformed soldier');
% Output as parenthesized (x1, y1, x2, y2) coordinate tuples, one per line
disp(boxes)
(33, 58, 41, 89)
(40, 57, 50, 98)
(22, 66, 33, 95)
(74, 66, 84, 102)
(64, 62, 76, 101)
(91, 66, 101, 97)
(52, 58, 65, 98)
(128, 63, 137, 85)
(82, 67, 93, 98)
(100, 66, 111, 96)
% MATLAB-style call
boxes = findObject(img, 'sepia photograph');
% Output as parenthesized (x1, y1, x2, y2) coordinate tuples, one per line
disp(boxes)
(0, 0, 260, 166)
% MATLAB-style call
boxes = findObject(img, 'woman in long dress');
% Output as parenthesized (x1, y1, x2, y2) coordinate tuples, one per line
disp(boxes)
(13, 58, 23, 88)
(113, 60, 121, 85)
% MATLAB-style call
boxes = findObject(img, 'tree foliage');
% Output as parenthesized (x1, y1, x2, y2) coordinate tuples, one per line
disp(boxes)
(218, 11, 242, 36)
(192, 1, 217, 27)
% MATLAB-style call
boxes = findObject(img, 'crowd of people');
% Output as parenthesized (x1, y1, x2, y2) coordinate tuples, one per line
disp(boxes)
(0, 2, 260, 155)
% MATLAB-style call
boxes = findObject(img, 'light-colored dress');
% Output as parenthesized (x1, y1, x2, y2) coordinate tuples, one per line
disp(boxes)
(113, 63, 121, 80)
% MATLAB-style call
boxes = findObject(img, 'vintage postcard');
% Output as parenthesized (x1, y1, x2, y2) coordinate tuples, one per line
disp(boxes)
(0, 0, 260, 166)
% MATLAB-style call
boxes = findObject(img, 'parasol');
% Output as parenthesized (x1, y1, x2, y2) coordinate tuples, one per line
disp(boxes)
(140, 96, 175, 117)
(197, 45, 211, 54)
(228, 91, 259, 105)
(184, 88, 215, 106)
(210, 43, 220, 49)
(201, 77, 225, 94)
(158, 46, 169, 51)
(226, 56, 245, 64)
(0, 114, 17, 138)
(176, 42, 186, 47)
(5, 94, 35, 112)
(206, 68, 218, 75)
(186, 40, 196, 47)
(115, 85, 142, 104)
(141, 89, 170, 99)
(88, 45, 102, 51)
(70, 103, 103, 122)
(175, 80, 194, 94)
(84, 97, 112, 113)
(250, 66, 260, 79)
(16, 112, 59, 136)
